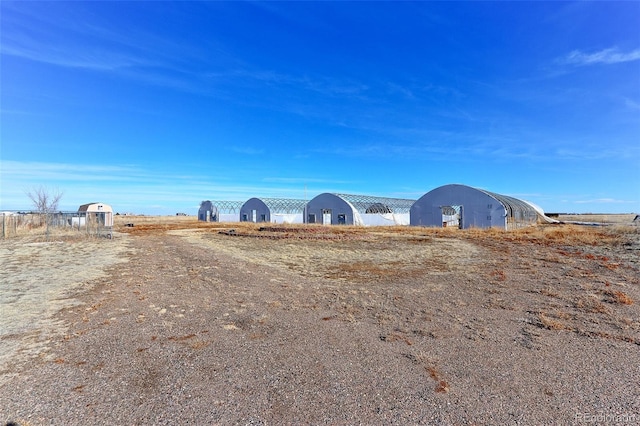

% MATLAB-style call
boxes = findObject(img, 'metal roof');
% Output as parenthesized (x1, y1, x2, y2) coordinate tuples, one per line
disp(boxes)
(206, 200, 244, 213)
(477, 189, 539, 221)
(252, 198, 308, 214)
(331, 193, 416, 214)
(78, 202, 113, 212)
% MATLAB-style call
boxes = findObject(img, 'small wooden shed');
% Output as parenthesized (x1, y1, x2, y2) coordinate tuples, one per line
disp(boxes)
(78, 202, 114, 227)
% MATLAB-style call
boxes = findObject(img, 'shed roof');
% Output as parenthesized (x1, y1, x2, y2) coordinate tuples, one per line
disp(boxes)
(78, 202, 112, 212)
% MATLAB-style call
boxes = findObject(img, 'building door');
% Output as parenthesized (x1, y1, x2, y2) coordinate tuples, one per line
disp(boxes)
(252, 210, 257, 223)
(441, 205, 462, 228)
(322, 209, 332, 225)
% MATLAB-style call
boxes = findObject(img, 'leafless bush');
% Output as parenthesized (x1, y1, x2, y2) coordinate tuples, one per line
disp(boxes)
(26, 185, 64, 215)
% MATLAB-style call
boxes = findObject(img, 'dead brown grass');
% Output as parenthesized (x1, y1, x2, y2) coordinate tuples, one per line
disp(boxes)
(557, 214, 637, 224)
(111, 217, 640, 348)
(575, 295, 611, 314)
(538, 313, 568, 330)
(113, 215, 635, 248)
(507, 225, 625, 246)
(468, 223, 634, 248)
(603, 290, 634, 305)
(1, 225, 105, 243)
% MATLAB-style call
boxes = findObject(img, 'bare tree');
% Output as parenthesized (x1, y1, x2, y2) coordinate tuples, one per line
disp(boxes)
(26, 186, 64, 214)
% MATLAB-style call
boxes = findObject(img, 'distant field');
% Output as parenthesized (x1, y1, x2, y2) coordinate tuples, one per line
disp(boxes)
(557, 213, 637, 224)
(112, 213, 639, 234)
(4, 212, 635, 241)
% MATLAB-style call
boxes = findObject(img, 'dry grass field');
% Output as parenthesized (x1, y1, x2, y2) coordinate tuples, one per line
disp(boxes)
(556, 213, 637, 224)
(1, 215, 639, 424)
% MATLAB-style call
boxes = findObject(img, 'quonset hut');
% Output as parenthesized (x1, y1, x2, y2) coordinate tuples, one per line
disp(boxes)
(410, 184, 543, 230)
(305, 193, 415, 226)
(239, 198, 307, 224)
(198, 200, 244, 222)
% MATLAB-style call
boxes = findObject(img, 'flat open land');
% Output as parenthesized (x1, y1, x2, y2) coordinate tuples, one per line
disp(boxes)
(1, 217, 639, 424)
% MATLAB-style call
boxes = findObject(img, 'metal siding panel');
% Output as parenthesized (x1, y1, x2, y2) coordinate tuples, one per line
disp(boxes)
(411, 184, 504, 229)
(240, 198, 270, 223)
(306, 193, 355, 225)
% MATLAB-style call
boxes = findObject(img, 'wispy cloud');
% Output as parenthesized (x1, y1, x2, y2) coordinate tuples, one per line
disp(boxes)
(0, 160, 331, 212)
(229, 146, 265, 156)
(2, 3, 372, 114)
(385, 83, 415, 99)
(205, 69, 370, 100)
(1, 3, 208, 89)
(563, 47, 640, 66)
(262, 177, 355, 185)
(624, 97, 640, 110)
(575, 198, 634, 205)
(0, 161, 142, 182)
(1, 8, 154, 71)
(1, 43, 149, 71)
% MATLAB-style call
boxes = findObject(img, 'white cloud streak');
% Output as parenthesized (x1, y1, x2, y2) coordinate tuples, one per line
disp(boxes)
(624, 98, 640, 110)
(574, 198, 634, 205)
(564, 47, 640, 66)
(261, 177, 355, 185)
(0, 161, 331, 214)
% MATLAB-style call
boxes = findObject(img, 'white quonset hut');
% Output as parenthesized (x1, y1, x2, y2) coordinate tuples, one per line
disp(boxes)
(198, 200, 244, 222)
(239, 198, 307, 224)
(305, 193, 415, 226)
(410, 184, 542, 230)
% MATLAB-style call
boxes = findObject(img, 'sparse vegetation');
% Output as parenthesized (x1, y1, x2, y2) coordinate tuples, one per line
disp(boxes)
(603, 289, 634, 305)
(3, 213, 639, 423)
(538, 312, 568, 330)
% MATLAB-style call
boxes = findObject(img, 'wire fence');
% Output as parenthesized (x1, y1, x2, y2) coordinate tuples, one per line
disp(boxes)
(1, 212, 113, 240)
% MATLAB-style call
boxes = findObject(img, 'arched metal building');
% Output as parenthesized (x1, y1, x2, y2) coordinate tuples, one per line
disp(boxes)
(305, 193, 415, 225)
(410, 184, 542, 230)
(198, 200, 244, 222)
(239, 197, 307, 224)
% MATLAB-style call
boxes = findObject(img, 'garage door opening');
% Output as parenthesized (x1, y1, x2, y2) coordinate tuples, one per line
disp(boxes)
(441, 205, 462, 228)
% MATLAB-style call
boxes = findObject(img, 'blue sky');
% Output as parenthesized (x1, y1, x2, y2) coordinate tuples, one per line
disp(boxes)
(1, 1, 639, 215)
